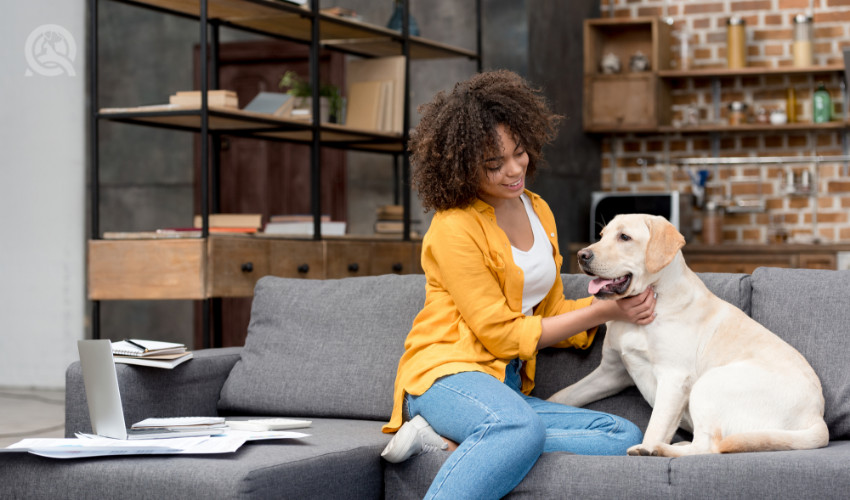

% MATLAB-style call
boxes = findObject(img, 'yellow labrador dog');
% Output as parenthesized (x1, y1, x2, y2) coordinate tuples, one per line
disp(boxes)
(549, 213, 828, 457)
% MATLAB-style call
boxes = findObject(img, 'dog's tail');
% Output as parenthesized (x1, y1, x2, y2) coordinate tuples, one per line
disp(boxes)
(716, 421, 829, 453)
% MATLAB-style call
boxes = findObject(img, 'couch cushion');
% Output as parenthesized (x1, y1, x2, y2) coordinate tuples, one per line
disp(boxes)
(219, 274, 425, 420)
(385, 449, 677, 499)
(0, 418, 389, 500)
(668, 440, 850, 499)
(750, 267, 850, 440)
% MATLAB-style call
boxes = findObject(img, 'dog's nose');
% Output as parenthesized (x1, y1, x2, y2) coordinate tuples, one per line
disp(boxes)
(578, 249, 593, 264)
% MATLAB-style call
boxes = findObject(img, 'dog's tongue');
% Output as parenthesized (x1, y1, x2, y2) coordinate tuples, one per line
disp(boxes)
(588, 278, 617, 295)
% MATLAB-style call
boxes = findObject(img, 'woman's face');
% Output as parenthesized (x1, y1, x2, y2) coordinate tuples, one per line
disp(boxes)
(477, 124, 528, 207)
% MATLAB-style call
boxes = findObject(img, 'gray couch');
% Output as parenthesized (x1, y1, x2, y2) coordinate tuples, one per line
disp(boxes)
(2, 267, 849, 499)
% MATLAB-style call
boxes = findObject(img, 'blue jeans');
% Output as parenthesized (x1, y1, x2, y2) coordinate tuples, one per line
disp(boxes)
(406, 359, 642, 500)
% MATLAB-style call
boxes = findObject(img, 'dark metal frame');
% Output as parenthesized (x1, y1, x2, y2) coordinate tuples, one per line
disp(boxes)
(88, 0, 483, 347)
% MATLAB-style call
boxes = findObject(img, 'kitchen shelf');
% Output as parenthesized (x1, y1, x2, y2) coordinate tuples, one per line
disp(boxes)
(658, 63, 845, 79)
(657, 121, 848, 134)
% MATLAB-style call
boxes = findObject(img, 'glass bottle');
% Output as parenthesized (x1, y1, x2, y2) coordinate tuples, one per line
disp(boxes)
(726, 17, 746, 68)
(786, 87, 797, 123)
(792, 14, 814, 67)
(813, 83, 832, 123)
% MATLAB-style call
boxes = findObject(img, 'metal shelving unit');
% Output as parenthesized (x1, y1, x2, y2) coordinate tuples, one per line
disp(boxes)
(88, 0, 482, 346)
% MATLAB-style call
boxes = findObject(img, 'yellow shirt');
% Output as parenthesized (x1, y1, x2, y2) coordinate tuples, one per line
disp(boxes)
(383, 190, 597, 433)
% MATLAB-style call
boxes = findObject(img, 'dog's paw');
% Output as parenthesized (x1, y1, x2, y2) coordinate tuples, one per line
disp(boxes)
(627, 444, 659, 457)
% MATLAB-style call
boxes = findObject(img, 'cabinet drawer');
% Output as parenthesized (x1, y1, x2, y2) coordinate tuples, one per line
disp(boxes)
(268, 239, 325, 279)
(370, 242, 415, 275)
(88, 239, 206, 300)
(208, 237, 269, 297)
(326, 241, 372, 278)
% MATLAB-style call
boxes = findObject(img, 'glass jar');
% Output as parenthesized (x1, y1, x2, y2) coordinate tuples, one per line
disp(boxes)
(728, 101, 747, 126)
(672, 27, 694, 70)
(813, 83, 832, 123)
(702, 201, 724, 245)
(726, 17, 746, 68)
(792, 14, 813, 67)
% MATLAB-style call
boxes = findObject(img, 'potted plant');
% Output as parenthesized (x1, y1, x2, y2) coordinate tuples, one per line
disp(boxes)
(278, 70, 343, 123)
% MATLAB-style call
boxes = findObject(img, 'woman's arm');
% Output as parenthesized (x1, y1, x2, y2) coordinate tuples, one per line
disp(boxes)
(537, 288, 656, 350)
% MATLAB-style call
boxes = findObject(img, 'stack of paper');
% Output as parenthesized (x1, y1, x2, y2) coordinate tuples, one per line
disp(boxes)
(2, 430, 310, 459)
(111, 339, 193, 369)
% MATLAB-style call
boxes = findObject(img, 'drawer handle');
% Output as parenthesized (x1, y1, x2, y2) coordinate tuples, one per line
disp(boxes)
(348, 263, 360, 273)
(392, 262, 403, 273)
(297, 264, 310, 274)
(241, 262, 254, 273)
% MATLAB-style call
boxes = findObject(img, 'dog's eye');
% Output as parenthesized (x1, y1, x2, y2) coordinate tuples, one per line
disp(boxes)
(619, 233, 631, 242)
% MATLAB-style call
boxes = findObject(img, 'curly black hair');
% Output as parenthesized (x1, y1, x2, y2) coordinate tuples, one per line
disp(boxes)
(409, 69, 561, 212)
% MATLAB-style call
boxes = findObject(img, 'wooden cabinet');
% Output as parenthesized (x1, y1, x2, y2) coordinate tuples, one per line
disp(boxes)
(583, 17, 670, 132)
(566, 242, 850, 274)
(89, 236, 422, 301)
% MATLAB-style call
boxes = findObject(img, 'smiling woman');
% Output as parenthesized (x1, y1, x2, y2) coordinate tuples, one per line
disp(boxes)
(381, 69, 658, 500)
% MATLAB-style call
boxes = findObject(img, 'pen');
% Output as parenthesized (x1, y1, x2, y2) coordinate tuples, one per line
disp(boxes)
(123, 339, 149, 353)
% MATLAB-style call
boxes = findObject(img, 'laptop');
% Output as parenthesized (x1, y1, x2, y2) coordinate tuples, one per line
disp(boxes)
(77, 339, 217, 440)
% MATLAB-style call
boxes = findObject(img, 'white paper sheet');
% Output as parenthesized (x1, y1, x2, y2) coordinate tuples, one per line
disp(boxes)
(4, 430, 308, 459)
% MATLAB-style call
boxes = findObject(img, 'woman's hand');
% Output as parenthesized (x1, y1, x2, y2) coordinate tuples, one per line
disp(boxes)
(596, 287, 657, 325)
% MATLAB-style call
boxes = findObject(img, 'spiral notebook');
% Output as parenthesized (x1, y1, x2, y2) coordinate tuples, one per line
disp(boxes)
(111, 339, 186, 357)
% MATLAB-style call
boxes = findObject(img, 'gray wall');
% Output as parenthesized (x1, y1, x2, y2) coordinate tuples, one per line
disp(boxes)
(2, 3, 86, 386)
(93, 0, 600, 346)
(528, 1, 602, 247)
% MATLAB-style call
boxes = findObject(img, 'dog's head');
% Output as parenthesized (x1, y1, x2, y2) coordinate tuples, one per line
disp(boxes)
(579, 214, 685, 299)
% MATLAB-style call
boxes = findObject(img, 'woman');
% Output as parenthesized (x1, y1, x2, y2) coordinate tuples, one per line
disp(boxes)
(381, 70, 655, 499)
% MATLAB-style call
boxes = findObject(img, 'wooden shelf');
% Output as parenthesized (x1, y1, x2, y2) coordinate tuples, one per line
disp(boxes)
(114, 0, 476, 60)
(659, 63, 845, 79)
(99, 105, 404, 152)
(657, 121, 848, 134)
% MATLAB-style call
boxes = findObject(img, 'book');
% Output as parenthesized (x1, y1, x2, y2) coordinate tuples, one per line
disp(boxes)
(111, 339, 187, 357)
(193, 214, 263, 230)
(376, 205, 404, 221)
(169, 90, 239, 109)
(263, 220, 347, 236)
(113, 352, 194, 369)
(345, 81, 383, 130)
(242, 92, 295, 117)
(269, 214, 331, 223)
(346, 56, 405, 133)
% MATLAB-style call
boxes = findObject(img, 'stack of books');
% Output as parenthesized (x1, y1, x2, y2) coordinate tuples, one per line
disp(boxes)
(263, 214, 346, 236)
(345, 56, 405, 133)
(169, 90, 239, 109)
(374, 205, 419, 237)
(111, 339, 193, 369)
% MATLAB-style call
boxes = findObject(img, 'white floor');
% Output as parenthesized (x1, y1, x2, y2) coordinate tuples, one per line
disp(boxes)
(0, 387, 65, 448)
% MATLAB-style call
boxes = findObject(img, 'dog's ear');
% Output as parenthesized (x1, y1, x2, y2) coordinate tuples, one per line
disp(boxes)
(645, 216, 686, 274)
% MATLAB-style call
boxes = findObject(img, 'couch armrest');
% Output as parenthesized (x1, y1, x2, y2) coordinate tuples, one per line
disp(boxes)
(64, 347, 242, 437)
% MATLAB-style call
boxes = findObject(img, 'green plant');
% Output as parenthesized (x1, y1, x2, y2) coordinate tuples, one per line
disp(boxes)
(279, 70, 343, 123)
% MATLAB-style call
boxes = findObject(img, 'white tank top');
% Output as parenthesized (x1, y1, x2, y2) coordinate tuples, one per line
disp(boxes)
(511, 194, 557, 316)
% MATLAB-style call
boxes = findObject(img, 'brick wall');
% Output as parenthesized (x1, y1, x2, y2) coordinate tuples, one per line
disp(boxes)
(597, 0, 850, 244)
